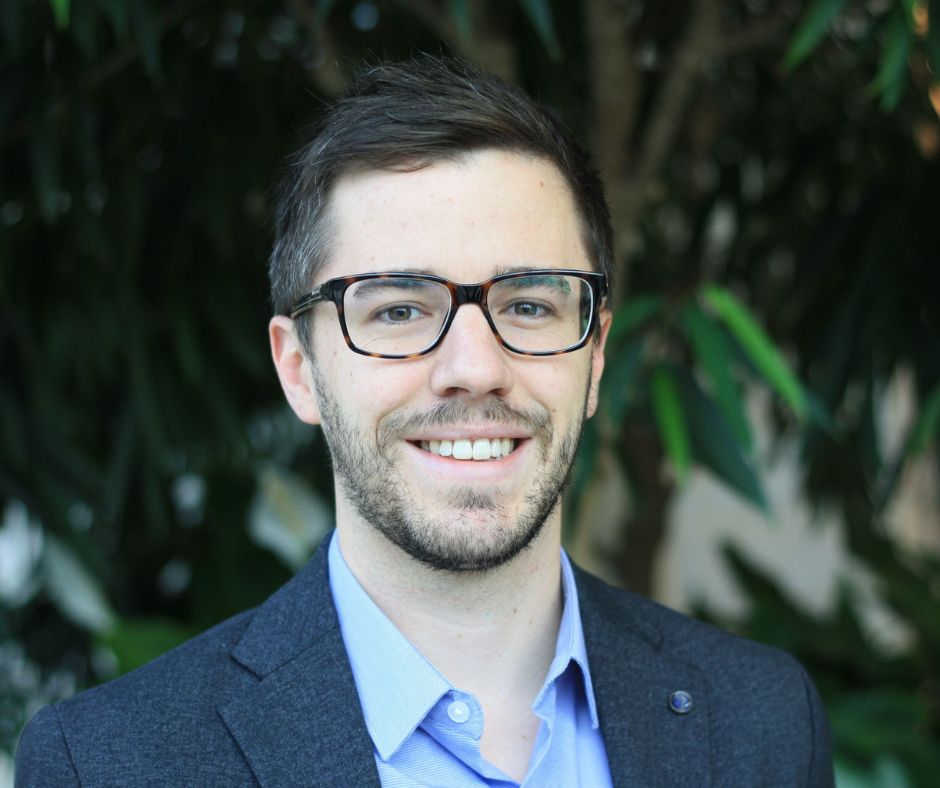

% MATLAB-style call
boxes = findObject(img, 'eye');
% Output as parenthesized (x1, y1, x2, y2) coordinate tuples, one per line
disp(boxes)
(374, 304, 425, 323)
(508, 300, 553, 318)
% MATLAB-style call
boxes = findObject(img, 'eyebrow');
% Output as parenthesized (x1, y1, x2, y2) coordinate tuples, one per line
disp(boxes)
(497, 273, 572, 294)
(349, 277, 439, 298)
(347, 265, 568, 285)
(373, 267, 438, 276)
(490, 265, 545, 277)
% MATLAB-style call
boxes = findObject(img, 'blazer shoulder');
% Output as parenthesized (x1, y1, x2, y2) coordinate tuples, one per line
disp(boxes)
(70, 605, 257, 709)
(576, 564, 798, 671)
(15, 541, 339, 785)
(15, 705, 80, 788)
(16, 607, 260, 786)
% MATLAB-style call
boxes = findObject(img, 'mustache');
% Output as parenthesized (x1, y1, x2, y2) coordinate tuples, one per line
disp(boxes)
(379, 399, 551, 439)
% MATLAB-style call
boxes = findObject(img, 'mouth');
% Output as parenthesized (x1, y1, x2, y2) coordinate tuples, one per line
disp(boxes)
(412, 437, 521, 461)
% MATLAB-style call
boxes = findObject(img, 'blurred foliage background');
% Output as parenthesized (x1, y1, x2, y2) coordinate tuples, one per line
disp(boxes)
(1, 0, 938, 784)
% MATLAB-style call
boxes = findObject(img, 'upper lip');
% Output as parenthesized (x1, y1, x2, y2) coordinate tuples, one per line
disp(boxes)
(406, 426, 530, 441)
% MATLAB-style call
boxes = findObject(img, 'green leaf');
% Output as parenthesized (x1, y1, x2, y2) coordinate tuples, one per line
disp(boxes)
(42, 537, 116, 634)
(909, 382, 940, 455)
(448, 0, 472, 42)
(829, 688, 933, 755)
(95, 0, 130, 39)
(835, 756, 915, 788)
(675, 369, 769, 512)
(101, 617, 195, 675)
(804, 389, 837, 435)
(606, 295, 662, 349)
(50, 0, 69, 30)
(681, 304, 753, 452)
(928, 0, 940, 77)
(601, 336, 644, 428)
(519, 0, 561, 60)
(781, 0, 849, 70)
(651, 366, 690, 482)
(870, 7, 913, 110)
(130, 0, 162, 80)
(703, 285, 808, 421)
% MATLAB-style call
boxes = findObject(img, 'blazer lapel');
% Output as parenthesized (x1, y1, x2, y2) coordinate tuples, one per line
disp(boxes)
(576, 569, 712, 788)
(218, 537, 381, 787)
(217, 539, 712, 786)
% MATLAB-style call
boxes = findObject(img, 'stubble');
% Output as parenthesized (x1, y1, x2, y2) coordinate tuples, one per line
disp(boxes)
(310, 364, 588, 572)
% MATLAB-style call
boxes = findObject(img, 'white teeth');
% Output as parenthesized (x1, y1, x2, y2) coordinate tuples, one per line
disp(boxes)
(418, 437, 517, 460)
(472, 439, 490, 460)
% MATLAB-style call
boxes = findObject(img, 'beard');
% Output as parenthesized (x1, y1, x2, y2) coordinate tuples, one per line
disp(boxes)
(311, 364, 589, 573)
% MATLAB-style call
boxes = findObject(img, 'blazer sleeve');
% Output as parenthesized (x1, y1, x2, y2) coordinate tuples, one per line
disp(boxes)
(14, 706, 81, 788)
(800, 662, 835, 788)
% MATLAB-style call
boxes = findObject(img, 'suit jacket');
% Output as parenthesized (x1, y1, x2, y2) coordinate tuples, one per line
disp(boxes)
(16, 536, 834, 787)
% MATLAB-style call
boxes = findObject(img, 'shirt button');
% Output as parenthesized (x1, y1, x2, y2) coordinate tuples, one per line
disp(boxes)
(447, 700, 471, 724)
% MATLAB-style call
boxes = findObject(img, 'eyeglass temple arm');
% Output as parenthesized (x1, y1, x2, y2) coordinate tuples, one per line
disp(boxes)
(288, 286, 329, 319)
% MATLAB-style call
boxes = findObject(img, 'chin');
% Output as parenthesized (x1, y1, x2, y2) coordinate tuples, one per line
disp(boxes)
(373, 501, 552, 574)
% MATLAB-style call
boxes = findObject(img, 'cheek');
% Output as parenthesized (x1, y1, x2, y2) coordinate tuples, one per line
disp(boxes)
(342, 360, 433, 418)
(516, 356, 592, 418)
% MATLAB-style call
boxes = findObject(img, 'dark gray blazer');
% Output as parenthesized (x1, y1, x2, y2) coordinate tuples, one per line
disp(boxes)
(16, 536, 834, 786)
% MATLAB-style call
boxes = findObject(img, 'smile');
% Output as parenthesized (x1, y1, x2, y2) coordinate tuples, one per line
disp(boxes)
(416, 438, 518, 461)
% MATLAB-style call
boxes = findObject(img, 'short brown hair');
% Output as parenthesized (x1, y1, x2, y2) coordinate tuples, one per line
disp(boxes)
(268, 55, 613, 326)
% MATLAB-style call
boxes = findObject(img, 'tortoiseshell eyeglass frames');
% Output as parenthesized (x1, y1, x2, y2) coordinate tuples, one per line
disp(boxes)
(288, 269, 608, 360)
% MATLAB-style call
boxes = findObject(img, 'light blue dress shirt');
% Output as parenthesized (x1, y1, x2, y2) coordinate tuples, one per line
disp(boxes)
(328, 536, 613, 787)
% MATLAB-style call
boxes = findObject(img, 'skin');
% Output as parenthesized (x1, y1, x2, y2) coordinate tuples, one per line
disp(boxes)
(270, 149, 611, 780)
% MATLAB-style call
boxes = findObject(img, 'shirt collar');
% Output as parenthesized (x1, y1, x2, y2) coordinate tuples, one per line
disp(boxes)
(552, 549, 601, 728)
(328, 535, 450, 760)
(327, 535, 600, 760)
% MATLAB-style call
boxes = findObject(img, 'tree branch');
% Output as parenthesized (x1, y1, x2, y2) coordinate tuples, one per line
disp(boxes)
(611, 0, 722, 296)
(586, 0, 642, 295)
(586, 1, 789, 300)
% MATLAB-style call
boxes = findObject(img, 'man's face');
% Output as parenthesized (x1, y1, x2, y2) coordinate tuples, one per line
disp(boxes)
(275, 150, 609, 572)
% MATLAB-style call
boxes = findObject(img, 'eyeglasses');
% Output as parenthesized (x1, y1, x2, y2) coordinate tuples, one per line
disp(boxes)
(289, 269, 608, 359)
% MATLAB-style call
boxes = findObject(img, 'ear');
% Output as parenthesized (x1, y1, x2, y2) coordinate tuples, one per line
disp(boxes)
(586, 307, 612, 419)
(269, 315, 322, 425)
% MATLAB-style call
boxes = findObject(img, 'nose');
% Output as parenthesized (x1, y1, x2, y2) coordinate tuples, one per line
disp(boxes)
(428, 304, 513, 399)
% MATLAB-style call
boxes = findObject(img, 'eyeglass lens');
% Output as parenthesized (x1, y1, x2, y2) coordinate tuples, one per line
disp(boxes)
(342, 274, 594, 356)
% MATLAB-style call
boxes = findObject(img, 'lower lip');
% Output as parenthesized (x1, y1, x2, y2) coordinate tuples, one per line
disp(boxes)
(403, 439, 530, 483)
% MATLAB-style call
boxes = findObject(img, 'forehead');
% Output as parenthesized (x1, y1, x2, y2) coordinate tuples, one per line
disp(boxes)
(322, 150, 589, 283)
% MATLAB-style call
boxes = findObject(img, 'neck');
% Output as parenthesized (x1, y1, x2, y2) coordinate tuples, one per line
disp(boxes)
(334, 503, 564, 702)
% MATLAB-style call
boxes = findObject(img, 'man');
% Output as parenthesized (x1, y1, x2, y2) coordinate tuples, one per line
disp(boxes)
(16, 57, 833, 786)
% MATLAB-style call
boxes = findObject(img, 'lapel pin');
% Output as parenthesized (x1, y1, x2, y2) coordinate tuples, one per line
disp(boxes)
(668, 690, 693, 715)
